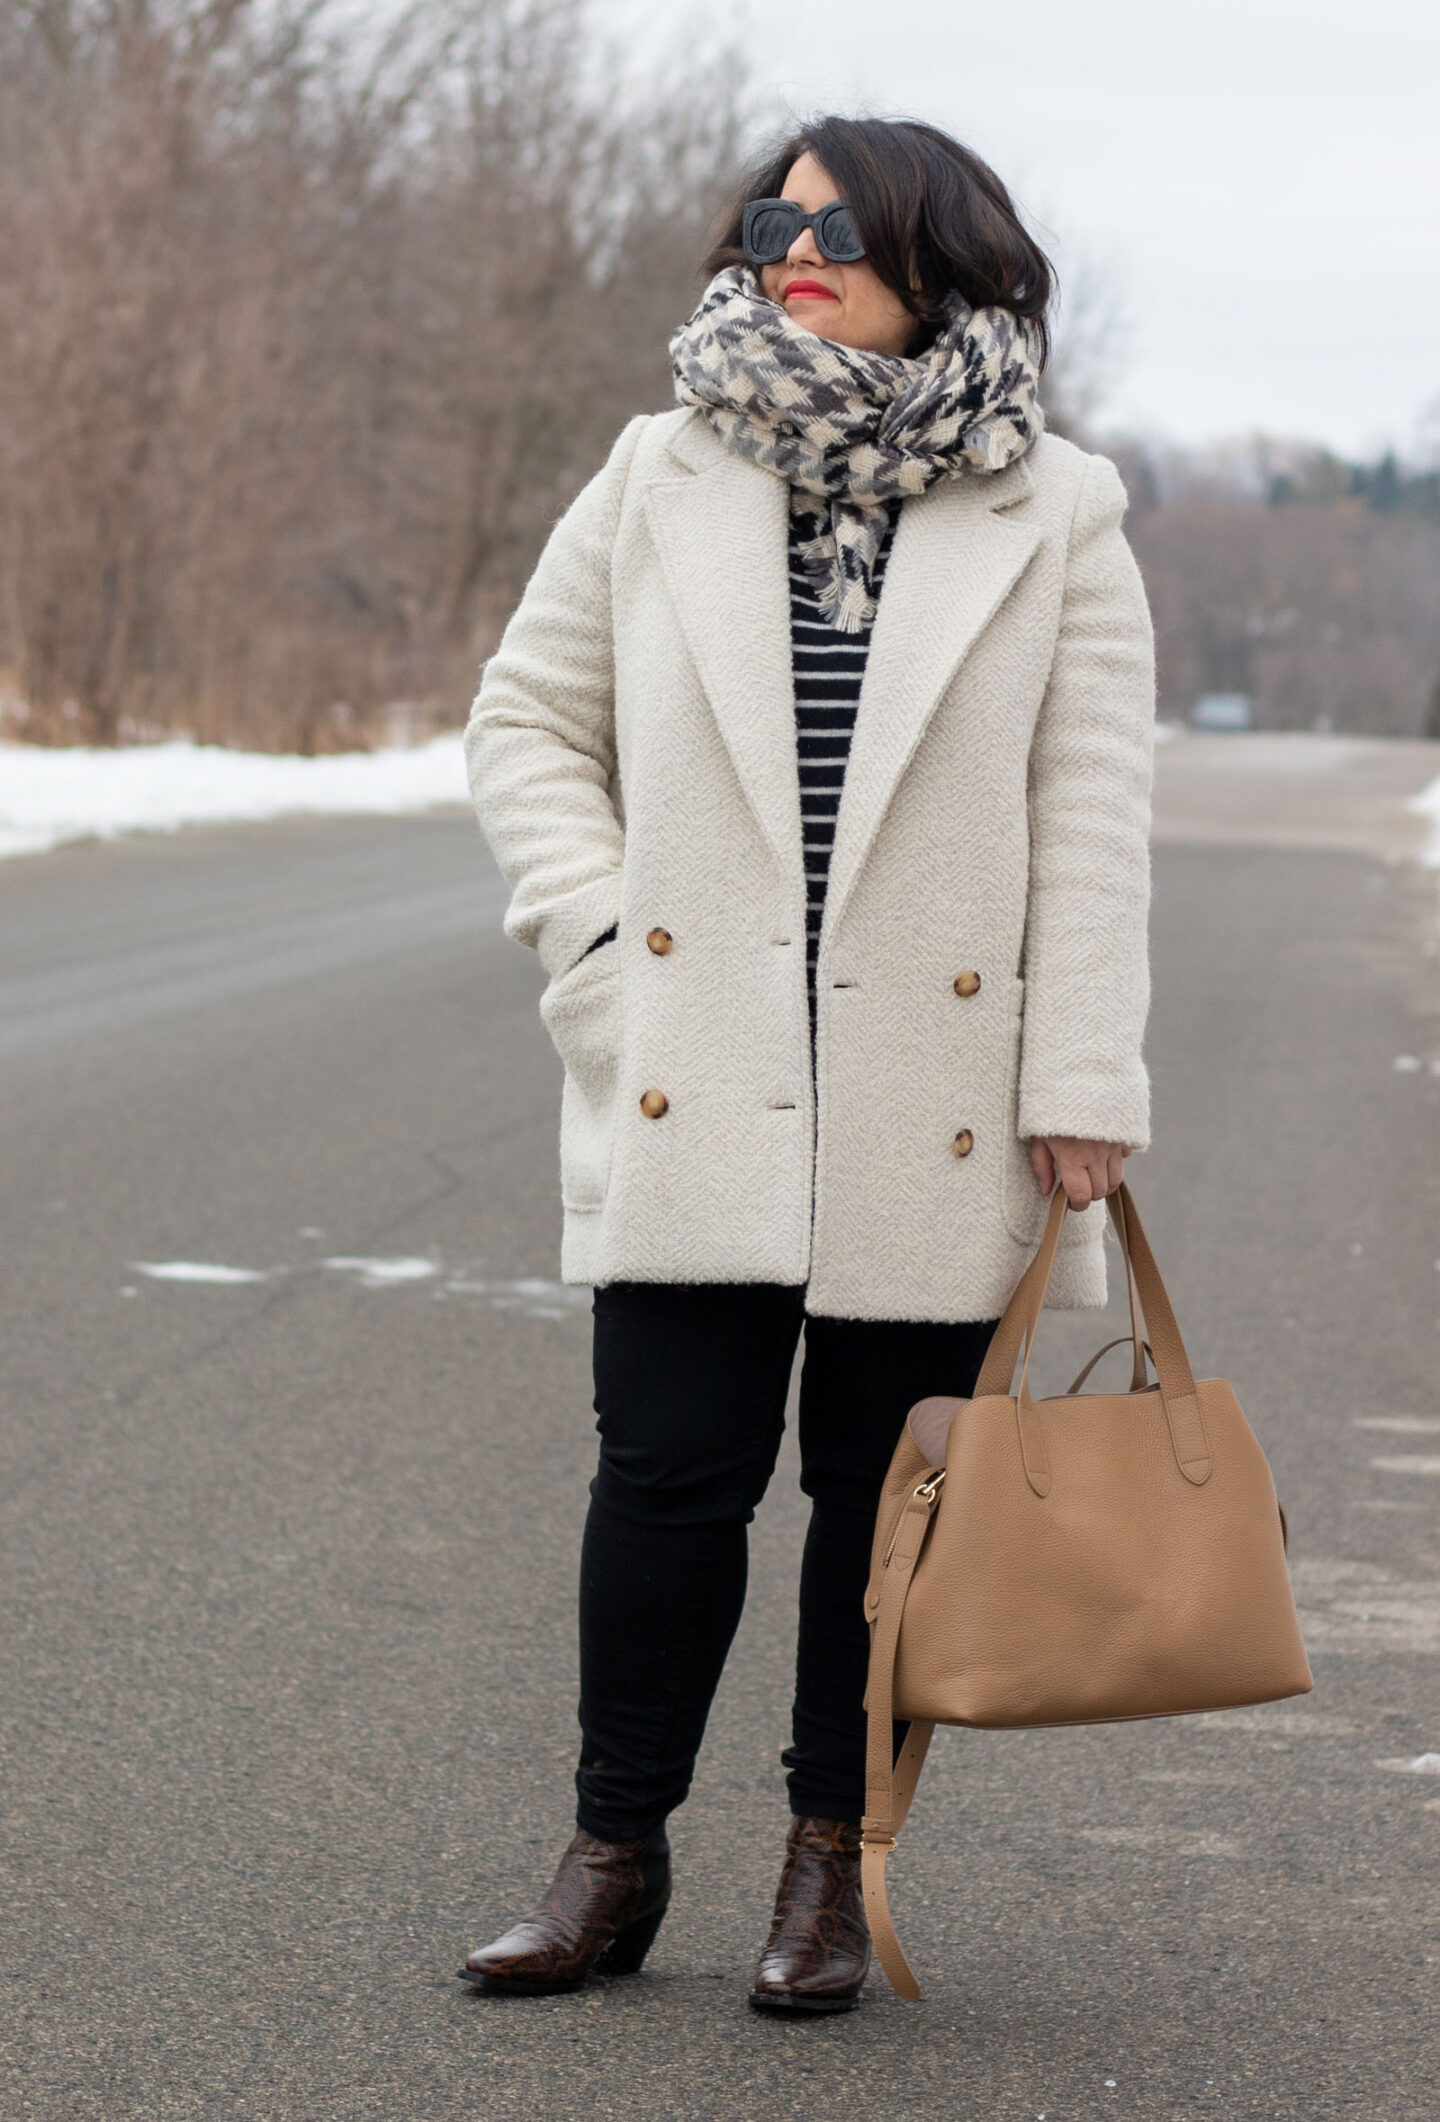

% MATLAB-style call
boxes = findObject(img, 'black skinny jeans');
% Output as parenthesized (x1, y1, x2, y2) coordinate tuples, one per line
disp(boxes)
(576, 1282, 998, 1841)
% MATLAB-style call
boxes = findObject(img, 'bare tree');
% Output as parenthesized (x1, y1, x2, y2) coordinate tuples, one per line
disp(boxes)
(0, 0, 746, 749)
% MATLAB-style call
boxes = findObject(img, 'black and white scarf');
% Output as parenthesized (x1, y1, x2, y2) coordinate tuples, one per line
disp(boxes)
(670, 265, 1043, 632)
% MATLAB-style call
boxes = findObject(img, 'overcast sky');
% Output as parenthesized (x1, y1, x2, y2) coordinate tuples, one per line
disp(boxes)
(601, 0, 1439, 458)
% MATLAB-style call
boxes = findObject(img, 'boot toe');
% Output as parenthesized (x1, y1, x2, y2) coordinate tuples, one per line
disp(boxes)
(459, 1915, 590, 1991)
(748, 1970, 864, 2014)
(749, 1938, 869, 2011)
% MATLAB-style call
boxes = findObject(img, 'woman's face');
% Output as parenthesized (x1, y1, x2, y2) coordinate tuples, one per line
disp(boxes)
(758, 153, 915, 358)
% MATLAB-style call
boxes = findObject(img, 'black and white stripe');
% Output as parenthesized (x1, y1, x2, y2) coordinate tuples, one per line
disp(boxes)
(790, 498, 900, 1018)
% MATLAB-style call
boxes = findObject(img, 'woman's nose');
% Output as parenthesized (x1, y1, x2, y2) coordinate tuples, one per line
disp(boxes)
(786, 228, 824, 269)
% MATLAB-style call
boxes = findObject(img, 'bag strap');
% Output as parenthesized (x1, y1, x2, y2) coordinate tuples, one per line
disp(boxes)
(1110, 1185, 1150, 1391)
(971, 1193, 1064, 1399)
(861, 1472, 942, 2001)
(1111, 1186, 1210, 1479)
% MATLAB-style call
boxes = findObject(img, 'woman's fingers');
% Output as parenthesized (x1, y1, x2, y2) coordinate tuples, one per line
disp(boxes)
(1061, 1151, 1095, 1209)
(1043, 1137, 1130, 1208)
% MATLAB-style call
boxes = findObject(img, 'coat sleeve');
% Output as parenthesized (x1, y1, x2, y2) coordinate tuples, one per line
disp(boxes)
(1016, 451, 1155, 1151)
(464, 416, 648, 980)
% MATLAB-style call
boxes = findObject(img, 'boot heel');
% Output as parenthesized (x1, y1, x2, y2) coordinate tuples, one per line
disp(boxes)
(595, 1900, 668, 1976)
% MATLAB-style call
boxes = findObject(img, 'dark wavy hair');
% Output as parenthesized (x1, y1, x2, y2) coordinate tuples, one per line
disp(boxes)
(704, 115, 1054, 365)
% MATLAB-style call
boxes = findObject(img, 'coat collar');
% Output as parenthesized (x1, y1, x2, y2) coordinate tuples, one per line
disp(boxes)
(644, 410, 1041, 929)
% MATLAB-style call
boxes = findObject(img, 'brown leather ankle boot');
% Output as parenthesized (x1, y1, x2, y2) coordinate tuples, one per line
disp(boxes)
(458, 1828, 670, 1995)
(748, 1815, 871, 2014)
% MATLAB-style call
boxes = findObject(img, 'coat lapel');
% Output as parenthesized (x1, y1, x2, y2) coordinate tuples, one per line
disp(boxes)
(641, 413, 1042, 924)
(821, 463, 1041, 941)
(643, 420, 801, 889)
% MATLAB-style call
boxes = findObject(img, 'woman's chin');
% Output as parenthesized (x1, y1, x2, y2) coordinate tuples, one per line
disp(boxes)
(785, 303, 852, 348)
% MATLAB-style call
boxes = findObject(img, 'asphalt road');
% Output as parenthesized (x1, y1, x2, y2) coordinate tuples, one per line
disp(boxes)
(1, 742, 1437, 2120)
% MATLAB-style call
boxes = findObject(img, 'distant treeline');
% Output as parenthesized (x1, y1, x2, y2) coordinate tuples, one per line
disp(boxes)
(1, 2, 1434, 749)
(1112, 438, 1440, 739)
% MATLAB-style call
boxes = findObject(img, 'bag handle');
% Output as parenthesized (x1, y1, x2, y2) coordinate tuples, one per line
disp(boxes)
(974, 1182, 1145, 1400)
(861, 1473, 940, 2000)
(1067, 1334, 1155, 1395)
(982, 1184, 1212, 1489)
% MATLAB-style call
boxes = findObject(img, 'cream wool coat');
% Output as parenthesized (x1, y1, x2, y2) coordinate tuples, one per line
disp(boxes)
(466, 407, 1155, 1321)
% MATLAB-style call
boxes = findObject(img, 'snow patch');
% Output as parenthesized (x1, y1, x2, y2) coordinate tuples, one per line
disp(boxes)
(1290, 1557, 1440, 1653)
(1191, 1709, 1355, 1735)
(1410, 771, 1440, 868)
(1079, 1826, 1240, 1858)
(133, 1261, 273, 1285)
(1353, 1417, 1440, 1434)
(123, 1246, 591, 1314)
(443, 1275, 591, 1319)
(321, 1256, 437, 1288)
(0, 732, 468, 859)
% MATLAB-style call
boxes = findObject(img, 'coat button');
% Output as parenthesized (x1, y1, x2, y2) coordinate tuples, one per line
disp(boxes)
(647, 927, 674, 955)
(953, 970, 981, 998)
(952, 1129, 975, 1157)
(640, 1089, 669, 1119)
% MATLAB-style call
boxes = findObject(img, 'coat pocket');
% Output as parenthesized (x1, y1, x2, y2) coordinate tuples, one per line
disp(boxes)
(539, 942, 623, 1212)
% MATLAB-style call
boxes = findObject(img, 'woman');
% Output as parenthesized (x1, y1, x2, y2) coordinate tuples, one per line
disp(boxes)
(458, 115, 1154, 2013)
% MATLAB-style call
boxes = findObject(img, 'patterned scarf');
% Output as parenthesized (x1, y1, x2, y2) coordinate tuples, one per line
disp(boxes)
(670, 265, 1043, 632)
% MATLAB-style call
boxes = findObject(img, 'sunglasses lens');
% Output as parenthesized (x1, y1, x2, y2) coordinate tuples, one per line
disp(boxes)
(817, 203, 864, 262)
(744, 201, 800, 264)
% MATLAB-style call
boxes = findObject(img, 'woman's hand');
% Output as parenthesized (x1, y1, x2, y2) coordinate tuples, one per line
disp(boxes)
(1030, 1136, 1131, 1209)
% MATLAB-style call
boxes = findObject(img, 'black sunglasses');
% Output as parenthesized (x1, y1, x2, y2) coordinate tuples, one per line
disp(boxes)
(741, 196, 866, 269)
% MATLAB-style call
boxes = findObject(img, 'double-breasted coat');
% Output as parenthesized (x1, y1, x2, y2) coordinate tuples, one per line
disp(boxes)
(465, 407, 1155, 1321)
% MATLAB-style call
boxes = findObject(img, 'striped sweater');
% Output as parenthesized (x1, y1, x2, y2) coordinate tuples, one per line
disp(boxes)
(790, 498, 901, 1021)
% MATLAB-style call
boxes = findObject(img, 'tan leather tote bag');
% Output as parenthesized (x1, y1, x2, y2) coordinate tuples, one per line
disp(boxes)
(861, 1181, 1312, 1999)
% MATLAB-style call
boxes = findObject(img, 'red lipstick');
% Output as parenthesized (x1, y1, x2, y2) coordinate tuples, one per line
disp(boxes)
(783, 278, 839, 303)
